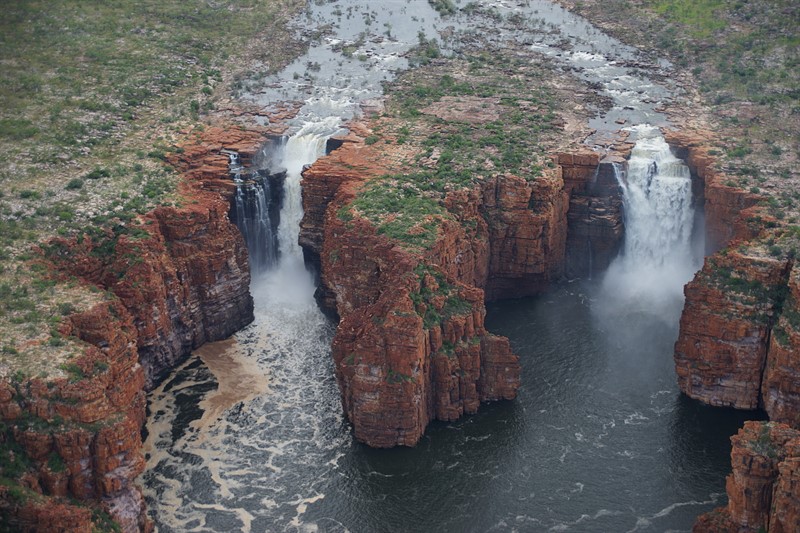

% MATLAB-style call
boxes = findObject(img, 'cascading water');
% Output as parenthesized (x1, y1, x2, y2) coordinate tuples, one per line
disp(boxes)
(141, 2, 740, 530)
(599, 126, 700, 318)
(141, 106, 350, 532)
(251, 115, 344, 300)
(229, 151, 279, 274)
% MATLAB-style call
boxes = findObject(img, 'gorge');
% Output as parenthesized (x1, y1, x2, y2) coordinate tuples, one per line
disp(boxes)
(1, 1, 798, 532)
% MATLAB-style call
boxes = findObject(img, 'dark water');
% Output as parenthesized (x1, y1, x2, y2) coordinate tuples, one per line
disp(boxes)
(141, 282, 759, 532)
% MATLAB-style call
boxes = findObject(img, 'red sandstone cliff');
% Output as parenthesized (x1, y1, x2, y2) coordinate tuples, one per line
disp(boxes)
(299, 128, 601, 446)
(675, 247, 792, 409)
(694, 421, 800, 533)
(763, 264, 800, 427)
(670, 132, 800, 423)
(0, 301, 149, 532)
(0, 126, 263, 531)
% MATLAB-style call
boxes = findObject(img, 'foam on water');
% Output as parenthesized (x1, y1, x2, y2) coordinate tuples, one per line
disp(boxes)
(140, 3, 732, 532)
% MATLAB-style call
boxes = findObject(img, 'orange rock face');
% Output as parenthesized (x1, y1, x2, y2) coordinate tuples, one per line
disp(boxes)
(300, 134, 596, 447)
(0, 495, 95, 533)
(670, 131, 800, 423)
(1, 125, 262, 531)
(674, 249, 792, 409)
(763, 264, 800, 427)
(482, 171, 569, 300)
(694, 421, 800, 533)
(324, 207, 520, 447)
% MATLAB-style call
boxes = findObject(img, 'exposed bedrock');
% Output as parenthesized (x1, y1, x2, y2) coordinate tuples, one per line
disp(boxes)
(763, 265, 800, 427)
(562, 153, 624, 279)
(694, 421, 800, 533)
(47, 127, 260, 388)
(299, 136, 616, 446)
(674, 248, 792, 409)
(670, 131, 800, 425)
(0, 126, 263, 531)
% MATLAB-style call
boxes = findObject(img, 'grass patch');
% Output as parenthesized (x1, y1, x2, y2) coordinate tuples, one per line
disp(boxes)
(346, 51, 559, 252)
(409, 264, 474, 329)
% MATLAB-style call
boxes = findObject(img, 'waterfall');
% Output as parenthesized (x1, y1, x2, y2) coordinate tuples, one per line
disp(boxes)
(251, 115, 344, 308)
(599, 126, 700, 318)
(229, 152, 279, 274)
(616, 133, 694, 268)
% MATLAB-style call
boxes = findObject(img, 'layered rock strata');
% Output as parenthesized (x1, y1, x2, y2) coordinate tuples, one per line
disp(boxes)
(665, 131, 761, 254)
(562, 153, 624, 278)
(671, 131, 800, 424)
(694, 421, 800, 533)
(0, 126, 263, 531)
(300, 134, 605, 447)
(762, 265, 800, 427)
(675, 248, 792, 409)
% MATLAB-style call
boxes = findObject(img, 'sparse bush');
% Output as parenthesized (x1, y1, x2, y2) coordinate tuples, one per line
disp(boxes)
(65, 178, 84, 190)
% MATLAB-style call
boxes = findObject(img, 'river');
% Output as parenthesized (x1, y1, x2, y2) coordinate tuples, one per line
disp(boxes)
(139, 2, 757, 531)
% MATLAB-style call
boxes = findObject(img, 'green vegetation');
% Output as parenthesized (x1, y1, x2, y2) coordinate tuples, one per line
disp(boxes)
(569, 0, 798, 201)
(0, 426, 31, 479)
(649, 0, 727, 38)
(0, 0, 303, 381)
(428, 0, 457, 16)
(348, 51, 559, 252)
(410, 264, 473, 329)
(749, 422, 780, 459)
(386, 369, 415, 384)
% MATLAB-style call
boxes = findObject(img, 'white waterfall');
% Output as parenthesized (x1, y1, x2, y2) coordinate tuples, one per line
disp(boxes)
(250, 112, 345, 312)
(599, 126, 700, 317)
(618, 132, 694, 268)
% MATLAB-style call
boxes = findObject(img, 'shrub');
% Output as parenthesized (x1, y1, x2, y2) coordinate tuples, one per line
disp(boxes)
(65, 178, 84, 190)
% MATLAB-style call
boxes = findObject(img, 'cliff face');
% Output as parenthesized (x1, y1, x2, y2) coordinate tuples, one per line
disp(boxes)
(481, 171, 570, 300)
(1, 126, 263, 531)
(47, 127, 259, 387)
(0, 301, 150, 532)
(763, 265, 800, 427)
(561, 153, 624, 279)
(694, 421, 800, 533)
(665, 132, 761, 253)
(300, 134, 598, 447)
(670, 132, 800, 422)
(674, 248, 792, 409)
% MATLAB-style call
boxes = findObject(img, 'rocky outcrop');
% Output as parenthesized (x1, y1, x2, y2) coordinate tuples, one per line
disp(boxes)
(46, 126, 261, 386)
(674, 247, 792, 409)
(1, 126, 264, 531)
(481, 171, 569, 300)
(763, 264, 800, 427)
(323, 192, 520, 447)
(666, 126, 800, 533)
(695, 421, 800, 533)
(562, 153, 625, 278)
(670, 130, 800, 424)
(0, 301, 150, 532)
(300, 131, 601, 447)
